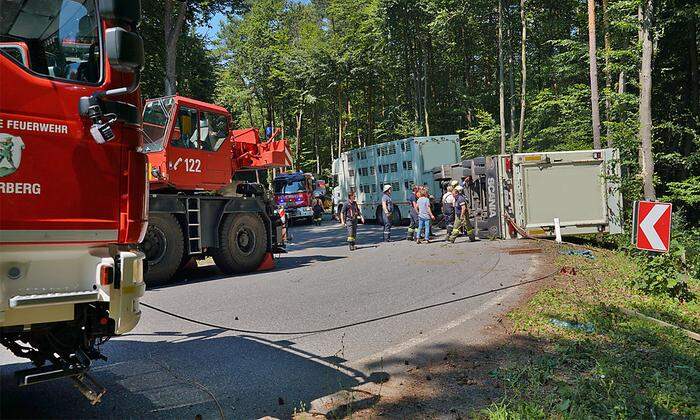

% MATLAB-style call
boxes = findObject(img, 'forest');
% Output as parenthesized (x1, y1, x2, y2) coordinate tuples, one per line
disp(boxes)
(140, 0, 698, 292)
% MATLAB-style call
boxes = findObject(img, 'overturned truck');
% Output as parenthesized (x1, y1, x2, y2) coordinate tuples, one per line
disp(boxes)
(433, 149, 623, 239)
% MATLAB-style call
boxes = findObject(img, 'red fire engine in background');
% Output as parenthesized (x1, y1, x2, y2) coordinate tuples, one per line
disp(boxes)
(141, 95, 291, 285)
(273, 172, 317, 222)
(0, 0, 147, 401)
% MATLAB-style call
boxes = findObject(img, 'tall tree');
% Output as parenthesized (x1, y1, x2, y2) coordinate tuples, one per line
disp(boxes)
(690, 14, 699, 117)
(498, 0, 507, 153)
(638, 0, 656, 200)
(508, 25, 516, 143)
(587, 0, 602, 149)
(161, 0, 240, 95)
(518, 0, 527, 151)
(602, 0, 612, 145)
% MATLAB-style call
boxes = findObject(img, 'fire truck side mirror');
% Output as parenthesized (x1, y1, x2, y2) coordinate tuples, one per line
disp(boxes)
(100, 0, 142, 27)
(105, 27, 144, 73)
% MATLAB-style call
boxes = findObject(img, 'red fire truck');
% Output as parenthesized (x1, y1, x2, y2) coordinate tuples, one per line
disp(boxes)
(273, 172, 317, 222)
(0, 0, 146, 402)
(141, 95, 291, 285)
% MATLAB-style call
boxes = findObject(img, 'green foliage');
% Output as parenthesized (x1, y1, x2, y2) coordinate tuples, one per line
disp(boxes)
(664, 176, 700, 206)
(458, 109, 501, 158)
(139, 0, 219, 101)
(525, 85, 594, 152)
(494, 249, 700, 418)
(632, 247, 694, 302)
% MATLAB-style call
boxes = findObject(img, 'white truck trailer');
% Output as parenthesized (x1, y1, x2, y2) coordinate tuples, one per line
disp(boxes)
(332, 135, 460, 222)
(433, 149, 624, 239)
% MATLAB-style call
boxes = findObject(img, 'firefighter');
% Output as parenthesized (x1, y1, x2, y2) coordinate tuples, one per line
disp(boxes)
(312, 192, 324, 226)
(447, 185, 476, 243)
(341, 191, 365, 250)
(442, 184, 455, 233)
(406, 185, 420, 241)
(381, 184, 394, 242)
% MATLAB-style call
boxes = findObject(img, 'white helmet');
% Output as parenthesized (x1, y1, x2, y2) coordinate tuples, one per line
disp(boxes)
(455, 185, 464, 192)
(383, 184, 392, 192)
(450, 180, 459, 187)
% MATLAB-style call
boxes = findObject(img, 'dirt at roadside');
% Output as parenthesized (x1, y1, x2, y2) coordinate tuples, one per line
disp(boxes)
(349, 241, 559, 419)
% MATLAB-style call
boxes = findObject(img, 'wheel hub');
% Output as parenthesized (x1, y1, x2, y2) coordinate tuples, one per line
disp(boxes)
(236, 227, 255, 255)
(142, 226, 168, 265)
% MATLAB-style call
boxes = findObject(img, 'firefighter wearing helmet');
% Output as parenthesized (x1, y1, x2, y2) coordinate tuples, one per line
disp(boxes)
(447, 185, 476, 243)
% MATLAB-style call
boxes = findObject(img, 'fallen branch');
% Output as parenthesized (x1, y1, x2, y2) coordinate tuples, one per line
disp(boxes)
(619, 307, 700, 342)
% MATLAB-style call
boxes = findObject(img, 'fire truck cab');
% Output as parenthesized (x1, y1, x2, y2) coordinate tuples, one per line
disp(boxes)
(274, 172, 317, 222)
(140, 95, 290, 285)
(0, 0, 147, 402)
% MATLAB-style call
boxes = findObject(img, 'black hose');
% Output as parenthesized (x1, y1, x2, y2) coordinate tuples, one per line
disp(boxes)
(139, 267, 558, 336)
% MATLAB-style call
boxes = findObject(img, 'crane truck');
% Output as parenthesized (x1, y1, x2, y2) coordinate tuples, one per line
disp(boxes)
(0, 0, 147, 403)
(141, 95, 291, 285)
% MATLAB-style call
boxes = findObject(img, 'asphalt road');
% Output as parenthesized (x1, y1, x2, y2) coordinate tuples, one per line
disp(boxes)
(0, 218, 540, 419)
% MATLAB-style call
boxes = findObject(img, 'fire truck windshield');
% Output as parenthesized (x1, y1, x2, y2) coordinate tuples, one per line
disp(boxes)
(0, 0, 101, 83)
(274, 180, 308, 195)
(143, 98, 174, 152)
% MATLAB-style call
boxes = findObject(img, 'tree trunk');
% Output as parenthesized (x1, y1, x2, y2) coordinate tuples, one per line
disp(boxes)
(295, 108, 303, 171)
(498, 0, 506, 154)
(163, 0, 187, 96)
(337, 82, 343, 158)
(423, 60, 430, 136)
(313, 105, 320, 174)
(366, 84, 374, 145)
(639, 0, 656, 200)
(690, 15, 699, 117)
(587, 0, 602, 149)
(518, 0, 527, 151)
(602, 0, 613, 145)
(508, 25, 516, 143)
(618, 71, 626, 94)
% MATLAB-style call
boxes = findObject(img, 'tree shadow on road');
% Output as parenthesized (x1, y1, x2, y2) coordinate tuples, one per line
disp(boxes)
(287, 223, 407, 250)
(1, 329, 388, 419)
(148, 254, 348, 290)
(353, 301, 700, 418)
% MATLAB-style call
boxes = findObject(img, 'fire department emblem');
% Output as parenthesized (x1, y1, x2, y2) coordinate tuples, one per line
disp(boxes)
(0, 134, 25, 177)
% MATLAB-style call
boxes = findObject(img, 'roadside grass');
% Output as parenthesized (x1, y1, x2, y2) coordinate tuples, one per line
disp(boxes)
(481, 246, 700, 418)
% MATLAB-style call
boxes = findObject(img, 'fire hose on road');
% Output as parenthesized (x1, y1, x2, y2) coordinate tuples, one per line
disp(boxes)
(139, 265, 560, 336)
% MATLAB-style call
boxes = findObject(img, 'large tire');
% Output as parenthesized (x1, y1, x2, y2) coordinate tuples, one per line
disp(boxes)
(392, 206, 402, 226)
(211, 213, 268, 275)
(141, 213, 185, 286)
(375, 207, 384, 226)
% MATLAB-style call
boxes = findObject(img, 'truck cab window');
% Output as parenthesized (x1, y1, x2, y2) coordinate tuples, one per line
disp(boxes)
(0, 0, 101, 83)
(200, 111, 228, 152)
(143, 98, 174, 152)
(173, 106, 200, 149)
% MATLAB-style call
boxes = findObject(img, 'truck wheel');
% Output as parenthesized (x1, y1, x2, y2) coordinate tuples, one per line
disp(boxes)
(142, 213, 184, 286)
(392, 207, 402, 226)
(375, 207, 382, 225)
(212, 213, 268, 274)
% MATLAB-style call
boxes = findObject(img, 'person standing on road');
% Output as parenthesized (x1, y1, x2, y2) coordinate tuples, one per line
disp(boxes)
(381, 185, 394, 242)
(341, 191, 365, 251)
(415, 190, 435, 244)
(406, 185, 420, 241)
(442, 185, 455, 233)
(447, 185, 476, 243)
(312, 193, 324, 226)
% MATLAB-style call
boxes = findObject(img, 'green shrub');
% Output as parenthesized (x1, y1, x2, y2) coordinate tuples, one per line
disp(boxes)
(633, 241, 695, 302)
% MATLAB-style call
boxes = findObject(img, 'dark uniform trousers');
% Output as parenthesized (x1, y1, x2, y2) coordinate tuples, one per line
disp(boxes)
(407, 209, 419, 240)
(448, 210, 475, 242)
(383, 212, 392, 241)
(346, 220, 358, 244)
